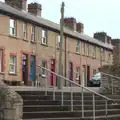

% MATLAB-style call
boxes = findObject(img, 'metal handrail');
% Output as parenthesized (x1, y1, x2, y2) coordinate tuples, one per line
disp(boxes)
(37, 65, 120, 119)
(38, 65, 112, 101)
(101, 72, 120, 80)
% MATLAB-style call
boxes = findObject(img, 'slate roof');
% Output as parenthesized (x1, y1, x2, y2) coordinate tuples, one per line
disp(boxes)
(0, 1, 113, 50)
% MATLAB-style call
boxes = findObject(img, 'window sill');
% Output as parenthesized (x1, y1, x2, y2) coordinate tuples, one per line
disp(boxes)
(76, 52, 80, 55)
(30, 40, 36, 44)
(41, 43, 48, 47)
(41, 74, 47, 78)
(0, 72, 5, 75)
(9, 72, 17, 76)
(23, 38, 28, 42)
(9, 35, 17, 39)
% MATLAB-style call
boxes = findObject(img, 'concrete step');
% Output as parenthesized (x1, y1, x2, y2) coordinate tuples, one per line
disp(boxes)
(23, 114, 120, 120)
(21, 95, 103, 101)
(23, 99, 113, 106)
(23, 104, 120, 112)
(23, 109, 120, 119)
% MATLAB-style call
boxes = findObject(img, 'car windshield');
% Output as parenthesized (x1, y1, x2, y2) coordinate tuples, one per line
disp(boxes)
(91, 72, 101, 80)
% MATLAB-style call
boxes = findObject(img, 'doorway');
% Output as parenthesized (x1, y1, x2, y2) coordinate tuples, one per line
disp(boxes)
(22, 54, 28, 85)
(87, 66, 90, 87)
(50, 59, 55, 86)
(69, 62, 73, 86)
(82, 65, 86, 87)
(30, 55, 36, 85)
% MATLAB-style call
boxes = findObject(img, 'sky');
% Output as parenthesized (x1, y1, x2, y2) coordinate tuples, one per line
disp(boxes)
(0, 0, 120, 38)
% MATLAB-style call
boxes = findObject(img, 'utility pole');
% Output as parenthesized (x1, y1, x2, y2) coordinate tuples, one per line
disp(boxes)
(58, 2, 65, 89)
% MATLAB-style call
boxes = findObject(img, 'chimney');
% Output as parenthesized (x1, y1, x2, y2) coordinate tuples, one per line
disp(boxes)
(107, 36, 111, 44)
(64, 17, 77, 31)
(28, 3, 42, 17)
(76, 22, 84, 33)
(5, 0, 27, 11)
(94, 32, 107, 43)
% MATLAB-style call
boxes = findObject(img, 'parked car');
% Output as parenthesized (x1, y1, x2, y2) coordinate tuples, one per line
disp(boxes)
(89, 72, 101, 87)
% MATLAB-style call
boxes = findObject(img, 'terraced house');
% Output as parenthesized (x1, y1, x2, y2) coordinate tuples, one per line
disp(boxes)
(0, 0, 113, 87)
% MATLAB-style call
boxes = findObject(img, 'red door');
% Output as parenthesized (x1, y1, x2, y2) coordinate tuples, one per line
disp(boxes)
(50, 59, 55, 86)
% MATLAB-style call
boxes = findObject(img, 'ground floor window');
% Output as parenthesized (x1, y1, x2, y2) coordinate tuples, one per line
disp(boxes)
(42, 61, 47, 76)
(76, 67, 80, 84)
(9, 55, 16, 74)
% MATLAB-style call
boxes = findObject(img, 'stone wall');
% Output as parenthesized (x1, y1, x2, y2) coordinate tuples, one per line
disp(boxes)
(0, 80, 23, 120)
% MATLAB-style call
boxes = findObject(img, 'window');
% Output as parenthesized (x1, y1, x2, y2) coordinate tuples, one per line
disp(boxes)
(10, 19, 16, 36)
(31, 25, 35, 41)
(101, 48, 105, 61)
(0, 49, 3, 72)
(23, 23, 27, 39)
(58, 35, 60, 48)
(42, 61, 47, 76)
(9, 56, 16, 74)
(76, 40, 80, 53)
(93, 46, 96, 58)
(42, 30, 47, 45)
(76, 67, 80, 84)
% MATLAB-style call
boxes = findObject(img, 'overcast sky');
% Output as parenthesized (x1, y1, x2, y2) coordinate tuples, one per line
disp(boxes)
(1, 0, 120, 38)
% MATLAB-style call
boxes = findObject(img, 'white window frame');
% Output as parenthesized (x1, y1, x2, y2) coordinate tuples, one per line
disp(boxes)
(31, 25, 35, 41)
(76, 67, 80, 81)
(42, 30, 47, 45)
(23, 23, 27, 39)
(9, 55, 16, 74)
(42, 61, 47, 76)
(10, 19, 16, 36)
(76, 40, 80, 53)
(58, 35, 60, 48)
(0, 49, 3, 72)
(93, 46, 96, 58)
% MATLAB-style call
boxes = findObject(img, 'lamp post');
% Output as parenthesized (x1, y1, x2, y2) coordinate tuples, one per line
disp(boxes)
(58, 2, 65, 89)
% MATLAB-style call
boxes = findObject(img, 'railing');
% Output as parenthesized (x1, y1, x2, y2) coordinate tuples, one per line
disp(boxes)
(101, 72, 120, 95)
(36, 65, 119, 120)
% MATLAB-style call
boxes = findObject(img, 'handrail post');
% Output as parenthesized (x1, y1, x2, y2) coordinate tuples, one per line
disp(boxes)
(93, 94, 95, 120)
(105, 100, 108, 119)
(81, 87, 84, 118)
(53, 75, 55, 100)
(111, 77, 114, 95)
(61, 87, 64, 106)
(70, 81, 73, 111)
(45, 70, 48, 96)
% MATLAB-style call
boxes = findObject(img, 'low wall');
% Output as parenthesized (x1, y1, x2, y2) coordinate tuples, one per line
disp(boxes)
(0, 80, 23, 120)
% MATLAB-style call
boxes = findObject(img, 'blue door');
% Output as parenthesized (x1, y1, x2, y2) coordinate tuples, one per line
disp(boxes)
(30, 55, 35, 81)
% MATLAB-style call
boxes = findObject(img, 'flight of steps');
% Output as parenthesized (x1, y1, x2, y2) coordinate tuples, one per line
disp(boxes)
(16, 91, 120, 120)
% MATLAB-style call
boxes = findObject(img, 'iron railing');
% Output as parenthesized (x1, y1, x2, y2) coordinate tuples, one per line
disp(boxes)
(101, 72, 120, 95)
(36, 65, 119, 120)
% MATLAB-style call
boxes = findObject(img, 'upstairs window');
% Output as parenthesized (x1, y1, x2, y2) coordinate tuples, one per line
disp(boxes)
(58, 35, 60, 48)
(31, 25, 35, 41)
(76, 40, 80, 53)
(9, 55, 16, 74)
(10, 19, 16, 36)
(23, 23, 27, 39)
(101, 48, 105, 61)
(42, 30, 47, 45)
(93, 46, 96, 58)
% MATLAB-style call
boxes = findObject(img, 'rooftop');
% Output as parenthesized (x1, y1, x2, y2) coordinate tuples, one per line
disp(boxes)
(0, 1, 113, 50)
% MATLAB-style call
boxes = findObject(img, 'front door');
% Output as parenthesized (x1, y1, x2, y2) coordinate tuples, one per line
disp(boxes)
(87, 66, 90, 87)
(30, 55, 36, 84)
(50, 59, 55, 86)
(69, 62, 73, 86)
(22, 54, 28, 85)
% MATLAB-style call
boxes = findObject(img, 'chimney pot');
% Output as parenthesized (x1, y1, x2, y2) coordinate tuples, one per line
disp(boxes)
(28, 2, 42, 17)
